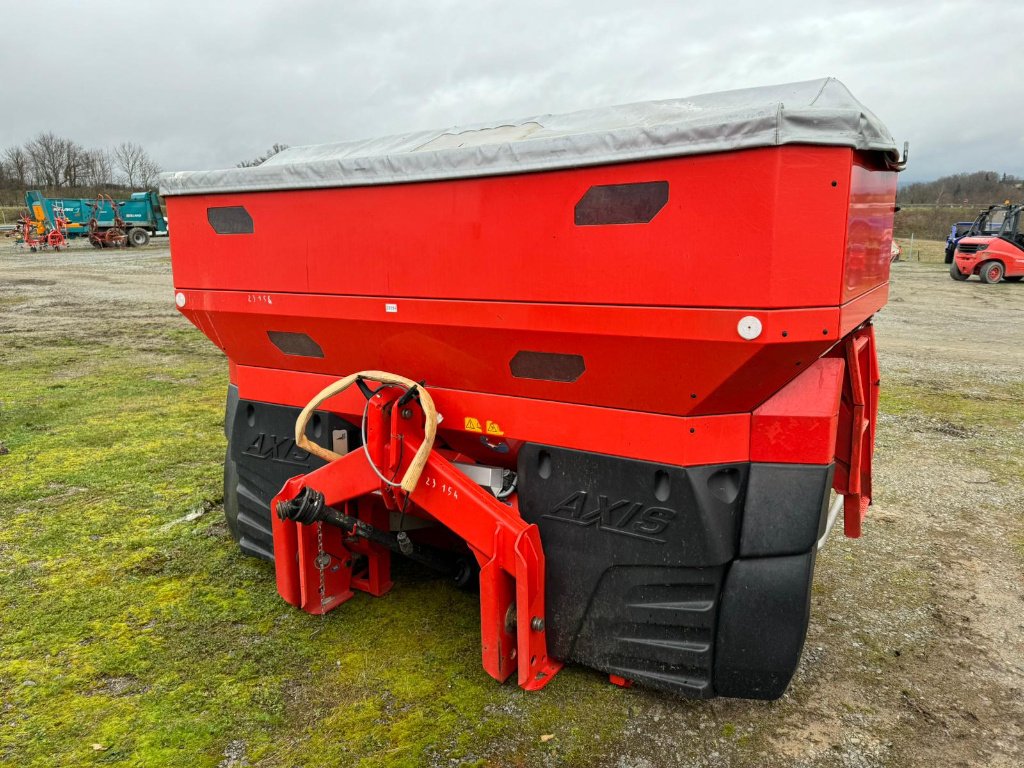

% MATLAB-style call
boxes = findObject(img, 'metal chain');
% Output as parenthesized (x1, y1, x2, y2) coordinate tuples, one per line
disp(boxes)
(315, 521, 327, 631)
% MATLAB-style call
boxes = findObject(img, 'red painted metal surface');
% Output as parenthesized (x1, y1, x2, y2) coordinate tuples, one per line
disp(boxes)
(272, 451, 381, 611)
(270, 385, 562, 689)
(177, 287, 837, 418)
(839, 283, 888, 337)
(169, 142, 898, 691)
(168, 146, 875, 309)
(750, 357, 845, 465)
(170, 146, 896, 433)
(831, 325, 880, 537)
(842, 159, 899, 303)
(231, 364, 751, 468)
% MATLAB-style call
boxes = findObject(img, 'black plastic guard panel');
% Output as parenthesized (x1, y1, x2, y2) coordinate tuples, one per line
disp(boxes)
(516, 443, 831, 699)
(224, 386, 359, 560)
(715, 552, 816, 699)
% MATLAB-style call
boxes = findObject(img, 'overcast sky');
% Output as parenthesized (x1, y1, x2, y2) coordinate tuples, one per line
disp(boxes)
(2, 1, 1021, 183)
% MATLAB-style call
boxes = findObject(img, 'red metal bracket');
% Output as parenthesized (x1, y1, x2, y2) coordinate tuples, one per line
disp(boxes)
(832, 325, 879, 537)
(270, 385, 562, 690)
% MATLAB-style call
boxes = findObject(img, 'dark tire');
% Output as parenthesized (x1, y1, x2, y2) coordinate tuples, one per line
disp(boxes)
(128, 227, 150, 247)
(979, 260, 1004, 284)
(949, 261, 969, 281)
(452, 555, 480, 591)
(1005, 275, 1023, 282)
(944, 246, 955, 264)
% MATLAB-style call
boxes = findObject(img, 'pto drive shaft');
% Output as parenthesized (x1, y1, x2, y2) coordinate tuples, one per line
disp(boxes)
(276, 487, 467, 580)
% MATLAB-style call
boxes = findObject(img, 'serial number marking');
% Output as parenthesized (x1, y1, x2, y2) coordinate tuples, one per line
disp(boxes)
(247, 293, 273, 305)
(423, 476, 459, 500)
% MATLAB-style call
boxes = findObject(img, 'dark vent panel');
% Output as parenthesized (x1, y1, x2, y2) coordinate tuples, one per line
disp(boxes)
(207, 206, 254, 234)
(510, 351, 585, 383)
(268, 331, 324, 358)
(574, 181, 669, 225)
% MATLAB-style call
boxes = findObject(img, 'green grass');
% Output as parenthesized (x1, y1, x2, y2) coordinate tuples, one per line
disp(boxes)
(0, 326, 631, 767)
(894, 206, 977, 242)
(893, 237, 946, 264)
(0, 206, 23, 224)
(881, 379, 1024, 430)
(880, 377, 1024, 482)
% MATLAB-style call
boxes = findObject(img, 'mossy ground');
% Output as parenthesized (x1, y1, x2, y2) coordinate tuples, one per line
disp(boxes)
(0, 323, 637, 767)
(2, 253, 1021, 767)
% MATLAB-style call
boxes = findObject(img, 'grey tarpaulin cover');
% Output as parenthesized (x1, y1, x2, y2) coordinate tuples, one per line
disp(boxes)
(159, 78, 899, 196)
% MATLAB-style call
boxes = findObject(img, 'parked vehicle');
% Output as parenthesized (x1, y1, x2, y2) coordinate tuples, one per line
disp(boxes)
(945, 221, 975, 263)
(945, 205, 1014, 263)
(24, 190, 167, 247)
(951, 204, 1024, 283)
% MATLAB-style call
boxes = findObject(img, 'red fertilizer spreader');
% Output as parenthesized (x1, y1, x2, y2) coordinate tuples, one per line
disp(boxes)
(161, 78, 903, 699)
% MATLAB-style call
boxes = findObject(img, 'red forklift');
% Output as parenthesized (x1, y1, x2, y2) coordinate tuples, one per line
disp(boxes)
(951, 204, 1024, 283)
(161, 78, 904, 700)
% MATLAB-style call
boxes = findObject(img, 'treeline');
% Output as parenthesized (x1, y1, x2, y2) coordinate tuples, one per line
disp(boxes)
(0, 133, 161, 206)
(893, 170, 1024, 240)
(898, 171, 1023, 206)
(894, 206, 979, 241)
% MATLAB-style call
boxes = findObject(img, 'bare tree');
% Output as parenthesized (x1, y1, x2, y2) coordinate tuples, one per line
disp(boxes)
(237, 143, 289, 168)
(2, 135, 160, 194)
(26, 132, 66, 187)
(86, 149, 115, 186)
(137, 155, 161, 188)
(2, 146, 30, 187)
(59, 138, 91, 188)
(114, 141, 160, 188)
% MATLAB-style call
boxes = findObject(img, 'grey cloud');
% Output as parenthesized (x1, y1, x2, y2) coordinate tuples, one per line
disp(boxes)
(1, 0, 1020, 182)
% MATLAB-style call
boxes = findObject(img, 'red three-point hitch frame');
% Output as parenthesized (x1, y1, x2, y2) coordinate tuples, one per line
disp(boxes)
(270, 372, 563, 691)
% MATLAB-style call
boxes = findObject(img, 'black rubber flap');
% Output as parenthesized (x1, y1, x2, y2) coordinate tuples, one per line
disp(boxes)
(570, 564, 727, 697)
(714, 551, 816, 699)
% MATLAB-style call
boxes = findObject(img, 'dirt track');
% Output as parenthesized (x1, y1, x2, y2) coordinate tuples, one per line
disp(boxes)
(1, 243, 1022, 767)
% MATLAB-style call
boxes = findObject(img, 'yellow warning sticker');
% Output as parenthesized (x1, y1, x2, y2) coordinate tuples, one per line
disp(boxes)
(485, 420, 504, 436)
(464, 417, 482, 433)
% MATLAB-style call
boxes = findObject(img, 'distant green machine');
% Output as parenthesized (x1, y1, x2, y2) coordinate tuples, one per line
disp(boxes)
(25, 190, 168, 246)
